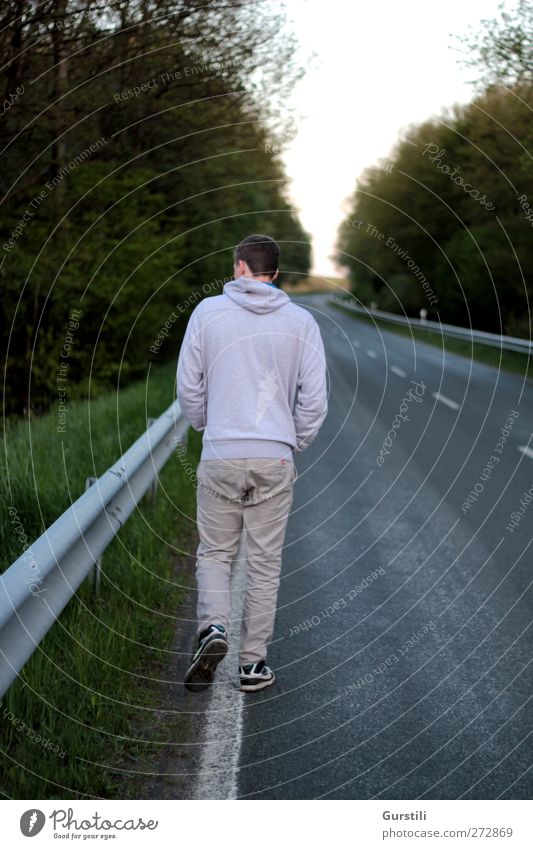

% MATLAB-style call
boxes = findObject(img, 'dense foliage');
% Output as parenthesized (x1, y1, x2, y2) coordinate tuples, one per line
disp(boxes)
(1, 0, 311, 416)
(335, 3, 533, 338)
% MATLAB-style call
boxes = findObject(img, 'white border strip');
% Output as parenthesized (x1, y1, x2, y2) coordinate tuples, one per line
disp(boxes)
(192, 533, 247, 800)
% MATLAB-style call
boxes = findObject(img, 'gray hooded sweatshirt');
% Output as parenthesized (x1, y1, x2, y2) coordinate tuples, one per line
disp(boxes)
(176, 276, 328, 460)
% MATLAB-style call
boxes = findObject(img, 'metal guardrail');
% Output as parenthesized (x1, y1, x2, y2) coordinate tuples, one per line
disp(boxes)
(329, 295, 533, 355)
(0, 399, 189, 698)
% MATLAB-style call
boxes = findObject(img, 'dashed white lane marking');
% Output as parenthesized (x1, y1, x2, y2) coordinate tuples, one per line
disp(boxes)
(518, 445, 533, 460)
(432, 391, 460, 410)
(366, 349, 377, 359)
(390, 365, 406, 378)
(352, 339, 360, 347)
(192, 533, 247, 800)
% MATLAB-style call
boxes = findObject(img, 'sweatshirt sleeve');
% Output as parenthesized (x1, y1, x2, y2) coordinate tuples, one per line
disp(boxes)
(176, 305, 207, 431)
(293, 316, 328, 452)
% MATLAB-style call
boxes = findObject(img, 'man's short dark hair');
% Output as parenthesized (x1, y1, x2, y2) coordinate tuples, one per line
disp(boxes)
(234, 234, 280, 279)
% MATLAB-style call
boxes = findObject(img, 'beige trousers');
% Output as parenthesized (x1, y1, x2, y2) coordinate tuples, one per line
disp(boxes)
(195, 457, 298, 665)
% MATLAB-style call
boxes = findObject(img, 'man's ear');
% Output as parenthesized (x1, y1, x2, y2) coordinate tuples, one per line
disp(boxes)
(272, 269, 279, 282)
(235, 259, 246, 278)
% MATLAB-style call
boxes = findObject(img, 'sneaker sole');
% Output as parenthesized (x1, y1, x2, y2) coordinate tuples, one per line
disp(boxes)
(185, 638, 228, 692)
(240, 672, 276, 692)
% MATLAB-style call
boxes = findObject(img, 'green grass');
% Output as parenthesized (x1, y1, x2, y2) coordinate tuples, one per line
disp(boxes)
(331, 299, 533, 380)
(0, 359, 202, 798)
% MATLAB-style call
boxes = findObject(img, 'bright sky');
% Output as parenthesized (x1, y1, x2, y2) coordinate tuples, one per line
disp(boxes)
(281, 0, 506, 277)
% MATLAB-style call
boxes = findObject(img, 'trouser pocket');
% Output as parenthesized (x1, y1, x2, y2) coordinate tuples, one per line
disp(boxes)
(196, 459, 244, 502)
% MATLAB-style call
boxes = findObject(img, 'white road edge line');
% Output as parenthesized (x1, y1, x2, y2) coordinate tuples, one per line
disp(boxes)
(518, 445, 533, 460)
(432, 391, 460, 410)
(390, 365, 406, 378)
(192, 533, 247, 800)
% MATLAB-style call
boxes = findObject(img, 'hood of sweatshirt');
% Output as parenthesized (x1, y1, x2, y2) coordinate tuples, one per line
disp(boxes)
(223, 276, 290, 314)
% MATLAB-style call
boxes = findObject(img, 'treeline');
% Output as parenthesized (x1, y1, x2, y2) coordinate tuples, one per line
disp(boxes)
(1, 0, 311, 417)
(336, 4, 533, 338)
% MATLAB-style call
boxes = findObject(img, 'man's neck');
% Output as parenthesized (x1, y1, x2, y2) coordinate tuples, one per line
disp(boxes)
(245, 275, 277, 287)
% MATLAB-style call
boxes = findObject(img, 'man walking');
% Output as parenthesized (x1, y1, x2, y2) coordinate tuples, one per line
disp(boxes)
(177, 234, 328, 693)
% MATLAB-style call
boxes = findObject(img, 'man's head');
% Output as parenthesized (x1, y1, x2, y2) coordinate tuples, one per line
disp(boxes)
(233, 234, 280, 283)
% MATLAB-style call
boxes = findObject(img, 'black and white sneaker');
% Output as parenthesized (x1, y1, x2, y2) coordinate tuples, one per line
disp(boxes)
(185, 623, 228, 692)
(239, 659, 275, 692)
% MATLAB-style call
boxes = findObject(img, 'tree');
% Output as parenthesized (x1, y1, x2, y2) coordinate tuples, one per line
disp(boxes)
(334, 81, 533, 335)
(1, 1, 311, 415)
(450, 0, 533, 91)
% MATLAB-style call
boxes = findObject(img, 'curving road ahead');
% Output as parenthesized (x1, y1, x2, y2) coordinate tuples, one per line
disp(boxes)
(189, 293, 532, 801)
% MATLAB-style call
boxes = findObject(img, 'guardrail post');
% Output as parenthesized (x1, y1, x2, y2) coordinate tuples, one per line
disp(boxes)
(85, 477, 102, 595)
(147, 418, 159, 505)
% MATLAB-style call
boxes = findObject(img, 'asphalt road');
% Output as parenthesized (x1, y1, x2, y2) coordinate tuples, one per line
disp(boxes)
(233, 294, 532, 800)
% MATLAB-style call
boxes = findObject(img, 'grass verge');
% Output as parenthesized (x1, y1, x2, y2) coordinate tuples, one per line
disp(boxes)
(0, 360, 202, 798)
